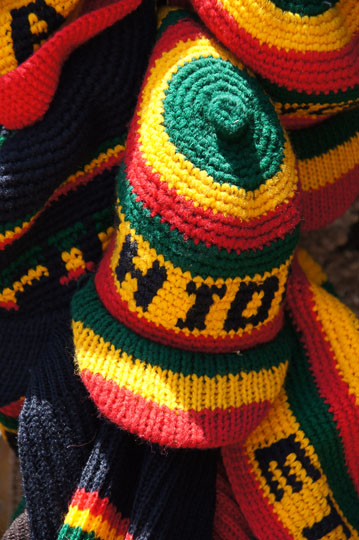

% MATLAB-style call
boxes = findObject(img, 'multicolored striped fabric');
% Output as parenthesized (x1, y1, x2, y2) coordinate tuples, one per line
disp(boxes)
(289, 108, 359, 231)
(190, 0, 359, 123)
(222, 250, 359, 539)
(58, 421, 218, 540)
(72, 8, 300, 448)
(0, 0, 143, 129)
(0, 0, 156, 411)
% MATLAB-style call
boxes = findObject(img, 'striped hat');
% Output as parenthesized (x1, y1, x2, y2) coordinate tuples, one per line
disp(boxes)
(0, 0, 144, 129)
(72, 9, 301, 448)
(289, 108, 359, 231)
(190, 0, 359, 125)
(222, 250, 359, 539)
(0, 0, 156, 409)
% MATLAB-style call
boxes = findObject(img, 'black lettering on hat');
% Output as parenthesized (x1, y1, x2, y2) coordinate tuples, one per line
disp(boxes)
(11, 0, 65, 65)
(115, 234, 167, 312)
(177, 282, 227, 332)
(255, 434, 321, 502)
(302, 496, 351, 539)
(224, 275, 279, 332)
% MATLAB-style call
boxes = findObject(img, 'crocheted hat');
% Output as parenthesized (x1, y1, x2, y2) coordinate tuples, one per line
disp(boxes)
(289, 108, 359, 231)
(190, 0, 359, 125)
(0, 0, 156, 408)
(58, 421, 218, 540)
(222, 250, 359, 539)
(72, 9, 301, 449)
(0, 0, 143, 129)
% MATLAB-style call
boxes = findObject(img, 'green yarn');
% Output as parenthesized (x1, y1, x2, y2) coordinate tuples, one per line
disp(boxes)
(0, 246, 45, 289)
(73, 277, 292, 378)
(156, 9, 195, 40)
(10, 497, 26, 525)
(117, 171, 298, 280)
(58, 524, 96, 540)
(0, 411, 18, 431)
(286, 323, 359, 530)
(163, 57, 285, 191)
(271, 0, 340, 16)
(0, 211, 33, 235)
(289, 108, 359, 160)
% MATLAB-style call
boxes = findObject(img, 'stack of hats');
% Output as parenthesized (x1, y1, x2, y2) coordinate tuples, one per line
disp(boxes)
(1, 2, 358, 540)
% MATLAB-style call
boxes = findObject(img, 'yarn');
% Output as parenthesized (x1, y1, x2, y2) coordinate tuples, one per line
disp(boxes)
(72, 8, 301, 449)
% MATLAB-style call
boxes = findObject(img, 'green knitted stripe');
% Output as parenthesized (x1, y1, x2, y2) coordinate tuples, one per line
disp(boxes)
(118, 172, 298, 280)
(0, 211, 34, 235)
(73, 278, 291, 378)
(289, 109, 359, 160)
(0, 246, 45, 289)
(260, 77, 359, 108)
(156, 9, 195, 40)
(163, 56, 285, 191)
(58, 524, 96, 540)
(286, 325, 359, 529)
(0, 411, 18, 431)
(270, 0, 339, 16)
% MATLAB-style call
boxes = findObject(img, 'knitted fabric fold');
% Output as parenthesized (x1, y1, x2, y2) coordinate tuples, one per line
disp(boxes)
(1, 511, 30, 540)
(0, 0, 145, 129)
(71, 8, 301, 448)
(58, 421, 218, 540)
(222, 250, 359, 539)
(0, 0, 156, 412)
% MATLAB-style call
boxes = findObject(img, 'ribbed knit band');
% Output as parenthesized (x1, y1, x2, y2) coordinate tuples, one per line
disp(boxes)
(222, 250, 359, 539)
(190, 0, 359, 121)
(18, 326, 100, 540)
(0, 0, 144, 129)
(289, 109, 359, 231)
(58, 421, 218, 540)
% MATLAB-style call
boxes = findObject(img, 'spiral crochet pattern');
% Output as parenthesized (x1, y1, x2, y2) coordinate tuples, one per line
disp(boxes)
(191, 0, 359, 123)
(222, 251, 359, 539)
(72, 9, 301, 448)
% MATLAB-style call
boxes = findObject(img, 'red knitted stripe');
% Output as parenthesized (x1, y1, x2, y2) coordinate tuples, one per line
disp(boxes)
(71, 488, 125, 526)
(194, 3, 359, 94)
(0, 150, 123, 250)
(287, 260, 359, 493)
(81, 368, 271, 448)
(222, 444, 294, 540)
(0, 0, 141, 129)
(95, 240, 284, 353)
(282, 115, 332, 130)
(0, 398, 24, 418)
(300, 164, 359, 231)
(124, 133, 300, 253)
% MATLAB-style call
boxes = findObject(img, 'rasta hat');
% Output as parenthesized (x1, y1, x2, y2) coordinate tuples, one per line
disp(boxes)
(0, 0, 144, 129)
(0, 1, 156, 411)
(289, 108, 359, 231)
(72, 9, 301, 448)
(190, 0, 359, 125)
(221, 251, 359, 540)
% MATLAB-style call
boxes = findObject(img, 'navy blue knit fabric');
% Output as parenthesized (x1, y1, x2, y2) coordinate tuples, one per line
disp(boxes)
(18, 327, 100, 540)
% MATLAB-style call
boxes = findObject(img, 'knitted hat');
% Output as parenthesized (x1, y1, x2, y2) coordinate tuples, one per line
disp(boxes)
(190, 0, 359, 124)
(58, 421, 218, 540)
(0, 398, 24, 452)
(72, 8, 301, 448)
(0, 0, 156, 411)
(222, 250, 359, 539)
(0, 0, 144, 129)
(289, 108, 359, 231)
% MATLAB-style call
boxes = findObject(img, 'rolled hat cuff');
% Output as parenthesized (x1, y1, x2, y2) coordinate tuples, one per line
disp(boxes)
(72, 276, 292, 448)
